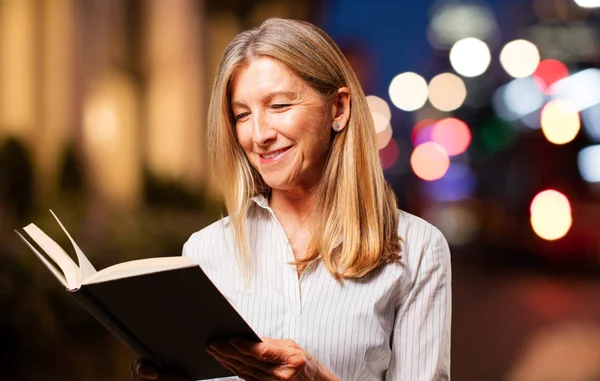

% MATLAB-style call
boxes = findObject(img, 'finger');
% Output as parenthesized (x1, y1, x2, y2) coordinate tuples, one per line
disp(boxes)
(229, 339, 290, 364)
(129, 369, 141, 381)
(132, 360, 158, 380)
(208, 348, 275, 381)
(210, 341, 269, 365)
(231, 338, 314, 380)
(217, 360, 238, 377)
(210, 344, 298, 380)
(261, 337, 300, 348)
(281, 339, 301, 349)
(239, 376, 261, 381)
(129, 370, 155, 381)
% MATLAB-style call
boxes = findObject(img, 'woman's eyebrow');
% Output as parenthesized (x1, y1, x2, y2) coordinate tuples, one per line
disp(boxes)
(260, 91, 297, 105)
(231, 100, 247, 108)
(231, 91, 296, 108)
(264, 91, 296, 100)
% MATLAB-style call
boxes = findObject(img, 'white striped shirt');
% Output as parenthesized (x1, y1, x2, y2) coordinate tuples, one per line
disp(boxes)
(183, 196, 451, 380)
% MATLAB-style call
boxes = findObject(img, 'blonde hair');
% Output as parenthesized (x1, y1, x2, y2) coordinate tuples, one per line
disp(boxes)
(207, 18, 401, 279)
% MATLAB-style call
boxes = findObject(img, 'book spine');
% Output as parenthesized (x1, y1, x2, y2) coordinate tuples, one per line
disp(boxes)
(71, 287, 156, 361)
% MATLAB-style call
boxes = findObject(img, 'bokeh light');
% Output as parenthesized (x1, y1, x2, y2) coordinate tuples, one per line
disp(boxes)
(578, 145, 600, 183)
(492, 86, 518, 122)
(520, 109, 543, 130)
(431, 118, 471, 156)
(428, 73, 467, 111)
(410, 142, 450, 181)
(423, 204, 480, 245)
(540, 99, 580, 145)
(427, 2, 499, 49)
(380, 137, 399, 170)
(500, 77, 546, 121)
(411, 119, 436, 146)
(582, 103, 600, 141)
(422, 163, 476, 202)
(84, 98, 118, 148)
(388, 72, 428, 111)
(573, 0, 600, 8)
(550, 68, 600, 112)
(366, 95, 392, 133)
(376, 123, 393, 150)
(499, 39, 540, 78)
(480, 116, 518, 153)
(533, 59, 569, 94)
(449, 37, 491, 77)
(530, 190, 572, 241)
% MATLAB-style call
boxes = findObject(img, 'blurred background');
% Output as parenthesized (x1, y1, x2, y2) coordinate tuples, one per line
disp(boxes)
(1, 0, 600, 380)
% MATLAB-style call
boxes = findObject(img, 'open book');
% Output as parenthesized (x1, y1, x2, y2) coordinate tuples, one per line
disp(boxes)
(17, 211, 259, 380)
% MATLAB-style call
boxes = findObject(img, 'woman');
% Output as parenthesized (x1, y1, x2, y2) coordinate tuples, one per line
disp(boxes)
(131, 18, 451, 381)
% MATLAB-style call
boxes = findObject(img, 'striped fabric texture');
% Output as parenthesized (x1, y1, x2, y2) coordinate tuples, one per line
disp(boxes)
(183, 196, 451, 381)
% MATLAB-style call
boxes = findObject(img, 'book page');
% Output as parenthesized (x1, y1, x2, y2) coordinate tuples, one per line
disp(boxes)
(22, 224, 81, 290)
(82, 256, 195, 285)
(49, 210, 97, 282)
(15, 230, 69, 288)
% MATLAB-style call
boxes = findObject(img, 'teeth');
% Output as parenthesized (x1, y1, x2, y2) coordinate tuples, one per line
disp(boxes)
(261, 148, 287, 160)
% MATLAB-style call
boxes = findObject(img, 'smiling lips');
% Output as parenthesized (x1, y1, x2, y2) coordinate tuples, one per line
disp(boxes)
(258, 146, 291, 163)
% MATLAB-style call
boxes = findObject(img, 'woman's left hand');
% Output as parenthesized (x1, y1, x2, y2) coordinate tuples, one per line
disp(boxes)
(207, 337, 339, 381)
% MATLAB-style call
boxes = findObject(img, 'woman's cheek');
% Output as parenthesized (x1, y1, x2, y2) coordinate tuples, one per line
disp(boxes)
(276, 110, 298, 130)
(236, 125, 253, 149)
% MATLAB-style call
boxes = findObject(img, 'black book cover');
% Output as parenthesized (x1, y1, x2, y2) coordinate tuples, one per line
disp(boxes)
(78, 265, 259, 380)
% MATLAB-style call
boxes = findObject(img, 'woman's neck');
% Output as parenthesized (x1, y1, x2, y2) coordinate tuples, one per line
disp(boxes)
(269, 188, 316, 264)
(269, 188, 316, 225)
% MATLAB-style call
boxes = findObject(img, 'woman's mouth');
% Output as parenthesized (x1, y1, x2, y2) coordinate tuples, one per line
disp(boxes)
(259, 146, 291, 163)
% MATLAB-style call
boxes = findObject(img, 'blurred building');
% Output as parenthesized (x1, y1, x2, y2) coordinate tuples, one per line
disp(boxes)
(0, 0, 314, 211)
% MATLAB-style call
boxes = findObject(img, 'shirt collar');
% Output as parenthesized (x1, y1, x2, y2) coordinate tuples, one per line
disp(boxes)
(250, 194, 270, 209)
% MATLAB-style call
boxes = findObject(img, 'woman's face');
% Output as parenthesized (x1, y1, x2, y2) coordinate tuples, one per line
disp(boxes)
(230, 56, 336, 195)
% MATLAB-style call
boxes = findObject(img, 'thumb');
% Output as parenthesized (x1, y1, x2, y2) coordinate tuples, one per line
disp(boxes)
(133, 360, 158, 380)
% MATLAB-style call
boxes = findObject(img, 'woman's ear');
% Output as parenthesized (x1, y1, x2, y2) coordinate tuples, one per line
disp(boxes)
(331, 87, 351, 132)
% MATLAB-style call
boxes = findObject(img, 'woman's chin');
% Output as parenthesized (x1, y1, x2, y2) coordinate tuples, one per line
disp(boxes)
(261, 176, 301, 193)
(263, 179, 292, 192)
(259, 168, 295, 191)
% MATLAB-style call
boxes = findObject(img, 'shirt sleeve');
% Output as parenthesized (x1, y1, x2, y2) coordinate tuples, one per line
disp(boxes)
(386, 229, 452, 381)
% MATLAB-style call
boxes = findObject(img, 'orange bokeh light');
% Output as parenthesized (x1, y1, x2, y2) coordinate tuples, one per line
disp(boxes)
(410, 142, 450, 181)
(431, 118, 471, 156)
(540, 99, 580, 145)
(530, 189, 572, 241)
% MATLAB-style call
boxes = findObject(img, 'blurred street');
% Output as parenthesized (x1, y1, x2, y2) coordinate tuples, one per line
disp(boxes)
(453, 265, 600, 381)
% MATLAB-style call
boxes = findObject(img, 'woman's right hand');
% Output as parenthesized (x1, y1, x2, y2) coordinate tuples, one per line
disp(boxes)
(129, 360, 189, 381)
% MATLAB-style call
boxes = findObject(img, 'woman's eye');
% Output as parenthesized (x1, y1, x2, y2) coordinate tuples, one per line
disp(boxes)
(234, 112, 250, 122)
(271, 104, 291, 110)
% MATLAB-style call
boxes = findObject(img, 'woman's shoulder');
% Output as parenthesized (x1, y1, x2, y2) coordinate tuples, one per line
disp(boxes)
(187, 216, 231, 241)
(182, 216, 233, 262)
(396, 209, 450, 268)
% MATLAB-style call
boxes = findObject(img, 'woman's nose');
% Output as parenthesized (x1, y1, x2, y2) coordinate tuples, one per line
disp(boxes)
(252, 111, 277, 145)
